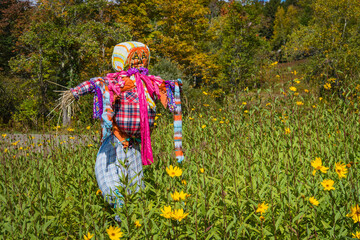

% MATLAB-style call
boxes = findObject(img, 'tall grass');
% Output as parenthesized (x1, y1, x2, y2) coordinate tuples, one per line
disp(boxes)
(1, 81, 360, 239)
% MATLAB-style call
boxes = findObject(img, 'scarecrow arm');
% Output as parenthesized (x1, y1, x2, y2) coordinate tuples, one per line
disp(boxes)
(70, 77, 103, 100)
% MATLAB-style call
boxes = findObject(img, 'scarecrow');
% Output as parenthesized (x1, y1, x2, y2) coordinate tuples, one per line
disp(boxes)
(60, 41, 184, 220)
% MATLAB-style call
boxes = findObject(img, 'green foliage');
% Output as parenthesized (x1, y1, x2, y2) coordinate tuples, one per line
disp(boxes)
(1, 80, 360, 238)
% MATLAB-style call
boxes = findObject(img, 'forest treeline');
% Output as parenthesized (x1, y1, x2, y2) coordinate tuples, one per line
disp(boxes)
(1, 0, 360, 130)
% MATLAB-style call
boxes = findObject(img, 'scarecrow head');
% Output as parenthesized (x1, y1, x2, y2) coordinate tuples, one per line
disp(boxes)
(112, 41, 150, 71)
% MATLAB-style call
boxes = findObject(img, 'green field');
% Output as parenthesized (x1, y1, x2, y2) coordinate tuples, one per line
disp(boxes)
(1, 73, 360, 239)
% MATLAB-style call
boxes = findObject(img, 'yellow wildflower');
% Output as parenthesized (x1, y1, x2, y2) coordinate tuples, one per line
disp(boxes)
(70, 136, 75, 140)
(178, 191, 188, 201)
(334, 162, 348, 179)
(304, 89, 309, 93)
(135, 220, 141, 228)
(12, 140, 20, 146)
(260, 216, 265, 221)
(38, 143, 42, 147)
(96, 189, 102, 195)
(172, 209, 189, 222)
(212, 118, 217, 121)
(201, 125, 206, 129)
(171, 191, 181, 201)
(203, 91, 208, 95)
(296, 101, 304, 106)
(244, 110, 249, 113)
(188, 117, 194, 120)
(284, 128, 291, 134)
(4, 148, 8, 153)
(294, 93, 299, 96)
(289, 86, 297, 92)
(160, 205, 172, 219)
(88, 144, 93, 147)
(309, 197, 319, 206)
(324, 83, 331, 90)
(311, 157, 329, 175)
(266, 103, 271, 106)
(319, 97, 323, 101)
(203, 104, 209, 107)
(83, 232, 94, 240)
(106, 226, 123, 240)
(276, 75, 280, 78)
(294, 80, 300, 84)
(219, 108, 222, 111)
(181, 179, 187, 185)
(2, 134, 6, 138)
(352, 231, 360, 239)
(166, 165, 183, 178)
(200, 168, 205, 173)
(219, 121, 224, 124)
(347, 205, 360, 223)
(242, 102, 247, 105)
(86, 126, 91, 130)
(67, 128, 74, 132)
(256, 202, 269, 215)
(321, 179, 335, 191)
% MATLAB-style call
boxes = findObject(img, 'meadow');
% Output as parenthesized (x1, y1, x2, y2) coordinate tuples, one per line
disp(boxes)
(1, 69, 360, 239)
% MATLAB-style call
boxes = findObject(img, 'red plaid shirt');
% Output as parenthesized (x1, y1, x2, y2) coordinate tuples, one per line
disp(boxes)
(71, 77, 156, 138)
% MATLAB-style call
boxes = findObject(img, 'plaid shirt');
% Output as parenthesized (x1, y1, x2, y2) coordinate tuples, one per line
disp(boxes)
(71, 77, 156, 138)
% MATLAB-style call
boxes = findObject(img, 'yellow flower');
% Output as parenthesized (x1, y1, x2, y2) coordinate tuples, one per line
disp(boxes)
(309, 197, 319, 206)
(266, 103, 271, 106)
(171, 191, 181, 201)
(200, 168, 205, 173)
(312, 105, 316, 108)
(12, 140, 20, 146)
(321, 179, 335, 191)
(135, 220, 141, 228)
(294, 93, 299, 96)
(201, 125, 206, 129)
(106, 226, 123, 240)
(86, 126, 91, 130)
(244, 110, 249, 113)
(311, 157, 329, 175)
(203, 104, 209, 107)
(67, 128, 74, 132)
(83, 232, 94, 240)
(276, 75, 280, 78)
(334, 162, 348, 179)
(219, 121, 224, 124)
(96, 189, 102, 195)
(4, 148, 8, 153)
(242, 102, 247, 105)
(88, 144, 93, 147)
(219, 108, 222, 111)
(191, 108, 195, 111)
(212, 118, 217, 121)
(188, 117, 193, 120)
(289, 86, 297, 92)
(38, 143, 42, 147)
(178, 191, 188, 201)
(2, 134, 6, 138)
(324, 83, 331, 90)
(172, 208, 189, 222)
(284, 128, 291, 135)
(319, 97, 323, 101)
(347, 205, 360, 223)
(293, 70, 297, 75)
(294, 80, 300, 84)
(304, 89, 309, 93)
(259, 216, 265, 221)
(160, 205, 172, 219)
(181, 179, 187, 185)
(352, 231, 360, 239)
(256, 202, 269, 215)
(296, 101, 304, 106)
(166, 165, 183, 178)
(203, 91, 208, 95)
(154, 123, 157, 126)
(70, 136, 75, 140)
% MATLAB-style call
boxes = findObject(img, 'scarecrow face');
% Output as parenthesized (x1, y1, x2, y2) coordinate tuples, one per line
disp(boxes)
(112, 42, 150, 72)
(126, 47, 150, 69)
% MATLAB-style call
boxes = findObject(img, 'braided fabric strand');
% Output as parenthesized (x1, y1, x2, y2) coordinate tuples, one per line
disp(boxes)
(174, 79, 184, 163)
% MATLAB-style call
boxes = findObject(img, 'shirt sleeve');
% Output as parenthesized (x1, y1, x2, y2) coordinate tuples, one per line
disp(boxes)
(70, 77, 102, 99)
